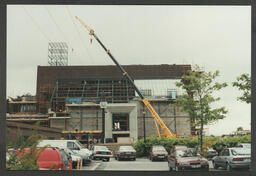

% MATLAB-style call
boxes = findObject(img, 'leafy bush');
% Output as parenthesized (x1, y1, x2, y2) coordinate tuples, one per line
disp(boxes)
(6, 131, 47, 170)
(134, 136, 198, 156)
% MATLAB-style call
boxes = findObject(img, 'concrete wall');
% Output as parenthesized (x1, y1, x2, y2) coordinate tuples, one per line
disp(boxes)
(51, 100, 192, 142)
(105, 103, 138, 142)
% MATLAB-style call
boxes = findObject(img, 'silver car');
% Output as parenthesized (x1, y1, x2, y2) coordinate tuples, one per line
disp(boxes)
(212, 147, 251, 171)
(90, 146, 112, 161)
(236, 143, 251, 149)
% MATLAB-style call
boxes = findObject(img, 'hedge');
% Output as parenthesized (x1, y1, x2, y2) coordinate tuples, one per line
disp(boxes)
(134, 135, 251, 157)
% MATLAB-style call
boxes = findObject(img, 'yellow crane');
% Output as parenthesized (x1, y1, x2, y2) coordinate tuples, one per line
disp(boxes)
(75, 16, 177, 138)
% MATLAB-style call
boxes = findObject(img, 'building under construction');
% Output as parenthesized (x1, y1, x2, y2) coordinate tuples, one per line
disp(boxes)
(35, 64, 194, 142)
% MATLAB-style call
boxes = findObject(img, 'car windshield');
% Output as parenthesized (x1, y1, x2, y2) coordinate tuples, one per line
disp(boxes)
(242, 144, 251, 148)
(153, 146, 166, 152)
(120, 146, 134, 150)
(95, 146, 108, 150)
(231, 149, 251, 156)
(76, 141, 84, 148)
(176, 149, 198, 157)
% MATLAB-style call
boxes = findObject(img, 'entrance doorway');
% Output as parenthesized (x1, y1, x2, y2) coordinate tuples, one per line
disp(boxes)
(112, 113, 129, 131)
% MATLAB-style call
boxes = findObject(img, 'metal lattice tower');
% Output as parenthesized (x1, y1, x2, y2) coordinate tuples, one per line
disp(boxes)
(48, 42, 68, 66)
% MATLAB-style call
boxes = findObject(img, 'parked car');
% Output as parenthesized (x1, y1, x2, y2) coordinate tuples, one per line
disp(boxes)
(169, 145, 188, 153)
(90, 145, 112, 161)
(7, 148, 17, 155)
(212, 147, 251, 171)
(115, 146, 136, 161)
(149, 145, 168, 161)
(64, 148, 91, 168)
(37, 140, 92, 158)
(235, 143, 251, 149)
(168, 147, 209, 171)
(207, 148, 218, 159)
(15, 147, 70, 170)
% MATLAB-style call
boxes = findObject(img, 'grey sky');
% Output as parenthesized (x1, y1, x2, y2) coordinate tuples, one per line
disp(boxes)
(7, 5, 251, 136)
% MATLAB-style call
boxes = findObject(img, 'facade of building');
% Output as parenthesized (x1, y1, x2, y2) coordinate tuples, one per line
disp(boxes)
(35, 64, 193, 142)
(7, 95, 49, 127)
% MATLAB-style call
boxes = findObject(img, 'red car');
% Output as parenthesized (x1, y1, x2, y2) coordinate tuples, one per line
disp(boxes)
(168, 147, 209, 171)
(149, 145, 168, 161)
(15, 148, 70, 170)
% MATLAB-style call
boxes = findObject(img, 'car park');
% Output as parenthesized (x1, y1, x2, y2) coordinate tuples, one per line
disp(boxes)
(90, 145, 112, 161)
(168, 147, 209, 171)
(149, 145, 168, 161)
(212, 147, 251, 171)
(115, 146, 136, 161)
(16, 147, 70, 170)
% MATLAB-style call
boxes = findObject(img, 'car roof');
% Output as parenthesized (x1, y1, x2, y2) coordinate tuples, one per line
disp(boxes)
(174, 145, 187, 149)
(229, 147, 251, 150)
(152, 145, 164, 147)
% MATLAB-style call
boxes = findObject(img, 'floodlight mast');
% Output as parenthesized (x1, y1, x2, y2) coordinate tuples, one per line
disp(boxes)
(75, 16, 177, 138)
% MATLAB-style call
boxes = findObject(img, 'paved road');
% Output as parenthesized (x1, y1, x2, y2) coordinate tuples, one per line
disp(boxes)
(81, 158, 248, 171)
(83, 157, 169, 171)
(82, 158, 219, 171)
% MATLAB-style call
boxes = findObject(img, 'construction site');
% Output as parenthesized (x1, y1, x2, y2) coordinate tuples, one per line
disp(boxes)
(7, 17, 195, 144)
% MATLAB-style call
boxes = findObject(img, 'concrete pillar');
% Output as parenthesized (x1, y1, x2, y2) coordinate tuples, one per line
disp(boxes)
(105, 110, 113, 139)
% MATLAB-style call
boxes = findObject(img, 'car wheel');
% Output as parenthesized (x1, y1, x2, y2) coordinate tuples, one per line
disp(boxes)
(212, 161, 218, 169)
(117, 156, 120, 161)
(169, 165, 173, 171)
(226, 163, 232, 171)
(133, 158, 136, 161)
(106, 158, 110, 162)
(115, 156, 117, 160)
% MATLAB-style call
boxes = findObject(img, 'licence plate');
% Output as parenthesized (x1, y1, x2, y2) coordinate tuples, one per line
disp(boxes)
(126, 152, 131, 154)
(245, 159, 251, 162)
(158, 156, 164, 158)
(191, 165, 201, 168)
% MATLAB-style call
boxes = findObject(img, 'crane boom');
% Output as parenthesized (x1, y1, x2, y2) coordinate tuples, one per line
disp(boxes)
(75, 16, 177, 138)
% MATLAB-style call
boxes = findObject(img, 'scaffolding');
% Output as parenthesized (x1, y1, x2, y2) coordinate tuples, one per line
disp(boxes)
(49, 78, 135, 112)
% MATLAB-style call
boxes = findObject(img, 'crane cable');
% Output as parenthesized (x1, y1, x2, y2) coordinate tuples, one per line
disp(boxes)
(22, 6, 51, 42)
(65, 6, 95, 64)
(44, 6, 69, 43)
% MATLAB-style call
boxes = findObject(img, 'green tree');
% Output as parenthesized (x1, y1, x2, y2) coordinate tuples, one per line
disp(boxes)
(175, 65, 228, 152)
(6, 126, 47, 170)
(232, 73, 251, 103)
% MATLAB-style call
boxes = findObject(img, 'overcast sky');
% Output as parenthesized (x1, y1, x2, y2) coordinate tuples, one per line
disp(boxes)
(7, 5, 251, 136)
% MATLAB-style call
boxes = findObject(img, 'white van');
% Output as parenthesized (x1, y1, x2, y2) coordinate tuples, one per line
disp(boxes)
(37, 140, 92, 157)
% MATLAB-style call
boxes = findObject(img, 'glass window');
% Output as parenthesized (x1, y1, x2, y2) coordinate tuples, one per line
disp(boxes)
(67, 142, 79, 150)
(59, 150, 69, 167)
(223, 149, 230, 156)
(231, 149, 251, 156)
(95, 146, 108, 151)
(153, 146, 166, 151)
